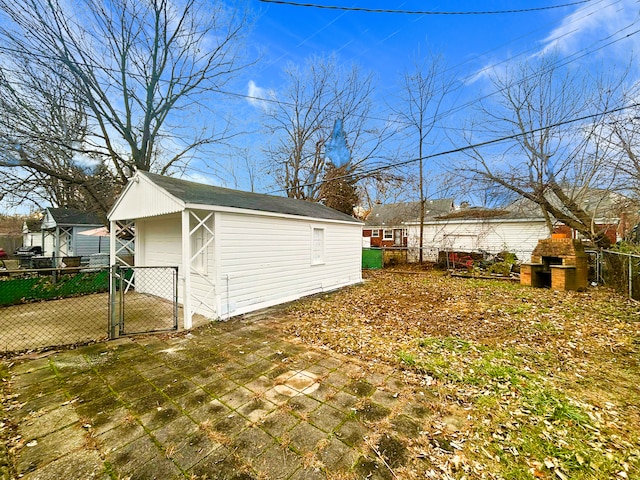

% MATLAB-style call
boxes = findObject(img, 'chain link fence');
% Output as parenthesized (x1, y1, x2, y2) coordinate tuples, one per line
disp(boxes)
(109, 266, 178, 338)
(0, 266, 110, 354)
(600, 250, 640, 301)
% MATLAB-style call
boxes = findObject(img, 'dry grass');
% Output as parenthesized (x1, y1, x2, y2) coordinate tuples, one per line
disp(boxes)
(281, 269, 640, 480)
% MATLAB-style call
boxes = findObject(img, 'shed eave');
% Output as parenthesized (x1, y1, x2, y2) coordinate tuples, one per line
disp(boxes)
(184, 202, 363, 225)
(108, 172, 186, 221)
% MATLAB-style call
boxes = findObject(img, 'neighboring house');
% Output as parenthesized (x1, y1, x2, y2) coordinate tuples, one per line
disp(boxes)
(40, 207, 104, 257)
(107, 171, 363, 327)
(363, 199, 454, 248)
(405, 189, 638, 263)
(507, 189, 637, 244)
(22, 219, 44, 249)
(406, 207, 550, 263)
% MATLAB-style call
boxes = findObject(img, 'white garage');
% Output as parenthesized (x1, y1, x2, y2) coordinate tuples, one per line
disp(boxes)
(107, 171, 363, 327)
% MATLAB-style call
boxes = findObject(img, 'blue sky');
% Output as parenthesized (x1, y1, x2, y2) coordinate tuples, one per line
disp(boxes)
(200, 0, 639, 199)
(244, 0, 638, 99)
(3, 0, 639, 214)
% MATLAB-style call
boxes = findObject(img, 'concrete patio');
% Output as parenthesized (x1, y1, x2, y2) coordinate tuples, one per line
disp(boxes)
(2, 314, 438, 479)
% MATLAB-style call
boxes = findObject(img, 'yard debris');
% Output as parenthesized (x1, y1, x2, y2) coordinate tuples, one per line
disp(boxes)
(282, 270, 640, 479)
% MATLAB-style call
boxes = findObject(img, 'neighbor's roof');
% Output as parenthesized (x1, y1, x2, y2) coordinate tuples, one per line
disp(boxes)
(506, 188, 636, 220)
(364, 199, 454, 226)
(435, 207, 515, 220)
(24, 219, 42, 231)
(141, 172, 361, 223)
(45, 207, 103, 227)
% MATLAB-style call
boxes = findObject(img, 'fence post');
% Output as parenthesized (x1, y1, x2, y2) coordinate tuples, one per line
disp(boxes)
(109, 265, 118, 339)
(629, 255, 633, 300)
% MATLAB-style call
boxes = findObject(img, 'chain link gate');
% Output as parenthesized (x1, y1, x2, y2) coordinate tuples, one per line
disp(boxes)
(109, 266, 179, 338)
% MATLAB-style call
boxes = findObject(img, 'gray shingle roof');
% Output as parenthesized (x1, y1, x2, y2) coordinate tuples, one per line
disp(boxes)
(364, 199, 454, 226)
(25, 219, 42, 231)
(46, 208, 103, 226)
(505, 189, 635, 220)
(143, 172, 361, 223)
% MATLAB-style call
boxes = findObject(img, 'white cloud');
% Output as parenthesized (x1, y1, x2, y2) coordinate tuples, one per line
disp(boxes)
(540, 0, 640, 58)
(468, 0, 640, 86)
(246, 80, 275, 111)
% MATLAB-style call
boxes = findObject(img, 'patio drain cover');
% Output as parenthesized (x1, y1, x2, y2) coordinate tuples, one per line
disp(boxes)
(274, 370, 319, 397)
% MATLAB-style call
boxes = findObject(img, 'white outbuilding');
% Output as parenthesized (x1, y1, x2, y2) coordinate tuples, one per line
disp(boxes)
(107, 171, 363, 327)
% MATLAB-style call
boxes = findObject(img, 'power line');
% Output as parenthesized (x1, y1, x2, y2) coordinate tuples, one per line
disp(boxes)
(268, 101, 640, 195)
(258, 0, 593, 15)
(0, 0, 631, 134)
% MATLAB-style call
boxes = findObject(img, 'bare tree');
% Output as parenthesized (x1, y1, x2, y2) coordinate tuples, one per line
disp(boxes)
(264, 55, 390, 201)
(462, 55, 622, 247)
(600, 78, 640, 198)
(0, 0, 250, 214)
(0, 61, 120, 215)
(391, 52, 454, 262)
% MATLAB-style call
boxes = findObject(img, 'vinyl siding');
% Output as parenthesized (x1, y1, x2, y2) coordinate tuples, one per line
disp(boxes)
(132, 209, 361, 321)
(73, 227, 104, 256)
(136, 213, 216, 318)
(138, 215, 183, 267)
(136, 216, 183, 302)
(407, 219, 550, 262)
(216, 212, 361, 318)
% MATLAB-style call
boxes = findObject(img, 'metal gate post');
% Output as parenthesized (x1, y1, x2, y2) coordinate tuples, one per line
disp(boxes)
(119, 267, 125, 334)
(109, 265, 119, 339)
(173, 267, 179, 330)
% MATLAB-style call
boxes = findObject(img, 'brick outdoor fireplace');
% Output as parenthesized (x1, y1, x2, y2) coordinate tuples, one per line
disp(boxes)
(520, 236, 589, 291)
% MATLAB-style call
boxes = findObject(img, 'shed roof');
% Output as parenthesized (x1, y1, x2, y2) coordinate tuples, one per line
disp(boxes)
(130, 172, 361, 223)
(25, 219, 42, 231)
(364, 199, 454, 226)
(44, 208, 103, 227)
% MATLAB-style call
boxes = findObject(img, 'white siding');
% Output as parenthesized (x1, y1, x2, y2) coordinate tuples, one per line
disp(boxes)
(23, 232, 42, 248)
(138, 215, 183, 267)
(136, 215, 183, 302)
(216, 212, 361, 318)
(408, 219, 550, 263)
(42, 232, 54, 257)
(128, 208, 361, 322)
(136, 213, 216, 318)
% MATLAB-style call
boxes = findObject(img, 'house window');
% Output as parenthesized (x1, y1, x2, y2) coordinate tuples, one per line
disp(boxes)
(312, 227, 325, 265)
(372, 229, 380, 237)
(403, 229, 408, 237)
(383, 229, 393, 240)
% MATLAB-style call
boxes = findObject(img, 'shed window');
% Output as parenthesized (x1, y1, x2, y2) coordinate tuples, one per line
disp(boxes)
(383, 229, 393, 240)
(372, 229, 380, 237)
(312, 227, 325, 265)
